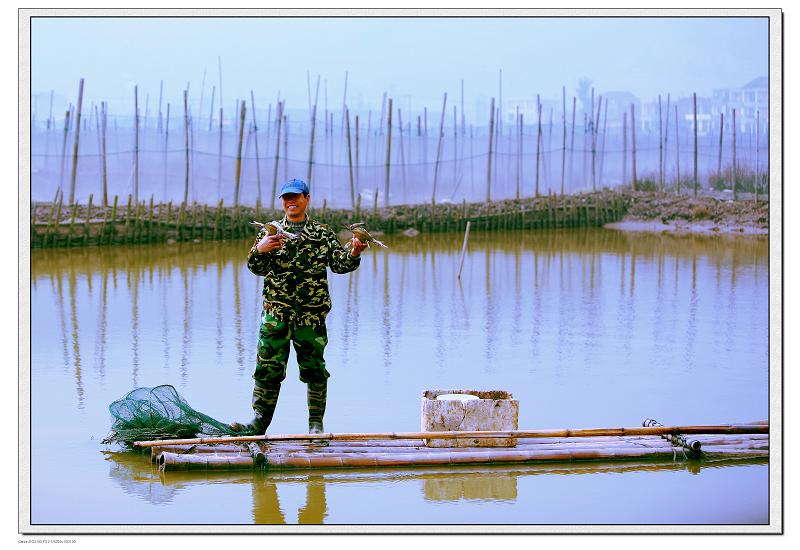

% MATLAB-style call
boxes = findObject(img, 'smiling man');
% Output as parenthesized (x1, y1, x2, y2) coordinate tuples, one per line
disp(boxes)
(232, 178, 368, 437)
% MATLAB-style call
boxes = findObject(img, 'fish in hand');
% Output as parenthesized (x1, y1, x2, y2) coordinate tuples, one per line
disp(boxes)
(251, 220, 299, 240)
(343, 222, 388, 249)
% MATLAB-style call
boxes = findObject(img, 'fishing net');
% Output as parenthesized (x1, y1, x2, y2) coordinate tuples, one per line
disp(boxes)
(103, 385, 256, 445)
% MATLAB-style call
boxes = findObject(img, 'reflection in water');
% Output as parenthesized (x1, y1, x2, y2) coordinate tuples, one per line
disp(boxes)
(102, 449, 766, 524)
(424, 472, 518, 502)
(32, 229, 769, 524)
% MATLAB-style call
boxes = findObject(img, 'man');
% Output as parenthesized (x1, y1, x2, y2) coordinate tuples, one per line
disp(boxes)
(231, 178, 367, 436)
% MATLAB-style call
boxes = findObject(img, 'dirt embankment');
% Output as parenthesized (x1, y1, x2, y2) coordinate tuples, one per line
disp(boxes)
(607, 192, 769, 235)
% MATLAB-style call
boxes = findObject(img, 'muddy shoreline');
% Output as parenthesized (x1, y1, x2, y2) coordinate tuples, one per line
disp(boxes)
(606, 191, 769, 235)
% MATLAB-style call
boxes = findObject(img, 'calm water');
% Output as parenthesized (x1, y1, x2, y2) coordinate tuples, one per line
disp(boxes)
(28, 227, 770, 526)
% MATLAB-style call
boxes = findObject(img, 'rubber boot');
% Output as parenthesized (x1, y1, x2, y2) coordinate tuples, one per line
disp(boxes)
(230, 381, 281, 434)
(307, 380, 328, 445)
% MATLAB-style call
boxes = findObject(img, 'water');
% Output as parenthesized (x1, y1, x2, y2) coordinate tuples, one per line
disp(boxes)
(28, 227, 769, 526)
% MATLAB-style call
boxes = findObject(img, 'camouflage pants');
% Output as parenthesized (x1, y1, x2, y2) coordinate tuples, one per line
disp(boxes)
(254, 311, 330, 384)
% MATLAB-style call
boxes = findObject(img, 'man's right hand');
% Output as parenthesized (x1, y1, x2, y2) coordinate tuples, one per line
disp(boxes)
(256, 233, 287, 254)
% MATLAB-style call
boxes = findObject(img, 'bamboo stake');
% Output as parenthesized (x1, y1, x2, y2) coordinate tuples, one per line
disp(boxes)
(457, 221, 471, 280)
(675, 105, 680, 194)
(431, 92, 447, 208)
(568, 97, 576, 194)
(658, 94, 663, 190)
(133, 84, 140, 204)
(693, 93, 699, 196)
(157, 80, 163, 133)
(207, 86, 215, 132)
(307, 104, 317, 187)
(234, 100, 246, 208)
(283, 113, 288, 182)
(717, 112, 724, 177)
(598, 99, 608, 188)
(515, 109, 520, 199)
(630, 103, 637, 191)
(345, 107, 355, 209)
(271, 101, 283, 209)
(250, 91, 262, 204)
(162, 103, 170, 202)
(486, 98, 495, 203)
(622, 111, 627, 187)
(561, 86, 566, 195)
(183, 90, 190, 206)
(663, 93, 671, 190)
(732, 108, 737, 200)
(755, 109, 760, 202)
(101, 102, 108, 207)
(340, 70, 348, 135)
(217, 107, 223, 200)
(69, 78, 85, 205)
(384, 97, 392, 207)
(535, 96, 542, 197)
(135, 423, 769, 447)
(398, 108, 407, 203)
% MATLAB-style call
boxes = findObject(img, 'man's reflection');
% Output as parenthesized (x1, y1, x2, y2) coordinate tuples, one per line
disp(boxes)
(252, 474, 327, 524)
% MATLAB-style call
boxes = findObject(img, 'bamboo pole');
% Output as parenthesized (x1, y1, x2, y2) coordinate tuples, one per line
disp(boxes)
(598, 99, 608, 188)
(693, 93, 699, 196)
(675, 105, 680, 194)
(384, 97, 392, 207)
(535, 96, 542, 197)
(658, 94, 663, 190)
(561, 86, 566, 195)
(622, 111, 627, 187)
(486, 98, 495, 203)
(398, 108, 407, 203)
(457, 221, 471, 280)
(515, 109, 521, 199)
(217, 107, 224, 200)
(755, 109, 760, 202)
(208, 86, 215, 132)
(432, 92, 447, 208)
(283, 113, 289, 182)
(307, 104, 317, 187)
(101, 102, 108, 207)
(345, 107, 355, 209)
(568, 97, 576, 194)
(717, 112, 724, 177)
(732, 108, 737, 200)
(68, 78, 85, 205)
(271, 101, 283, 209)
(133, 84, 140, 204)
(157, 80, 163, 133)
(663, 93, 671, 190)
(630, 103, 637, 191)
(233, 100, 246, 209)
(135, 423, 769, 447)
(250, 91, 262, 204)
(183, 90, 190, 206)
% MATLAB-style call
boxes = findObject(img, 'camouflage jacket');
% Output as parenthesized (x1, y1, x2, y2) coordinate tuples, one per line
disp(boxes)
(247, 215, 361, 326)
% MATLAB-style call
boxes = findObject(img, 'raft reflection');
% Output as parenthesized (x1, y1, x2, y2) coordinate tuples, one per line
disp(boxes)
(102, 450, 767, 524)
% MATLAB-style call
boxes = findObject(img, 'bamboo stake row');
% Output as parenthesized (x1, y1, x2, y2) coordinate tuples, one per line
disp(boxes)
(32, 190, 632, 248)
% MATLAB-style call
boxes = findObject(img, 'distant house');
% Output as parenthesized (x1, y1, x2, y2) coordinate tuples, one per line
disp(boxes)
(711, 76, 768, 134)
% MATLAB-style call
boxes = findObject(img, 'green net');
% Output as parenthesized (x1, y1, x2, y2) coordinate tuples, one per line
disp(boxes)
(103, 385, 257, 445)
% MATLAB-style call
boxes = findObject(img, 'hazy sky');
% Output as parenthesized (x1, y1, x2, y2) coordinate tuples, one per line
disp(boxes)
(30, 16, 769, 119)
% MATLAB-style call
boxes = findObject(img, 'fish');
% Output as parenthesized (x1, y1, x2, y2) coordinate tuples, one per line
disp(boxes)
(250, 220, 299, 240)
(342, 222, 388, 249)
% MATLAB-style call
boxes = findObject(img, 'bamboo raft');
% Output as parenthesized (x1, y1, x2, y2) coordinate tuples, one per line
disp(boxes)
(133, 422, 769, 473)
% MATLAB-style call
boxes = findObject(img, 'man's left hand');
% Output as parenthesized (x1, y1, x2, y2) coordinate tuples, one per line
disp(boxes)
(350, 237, 368, 257)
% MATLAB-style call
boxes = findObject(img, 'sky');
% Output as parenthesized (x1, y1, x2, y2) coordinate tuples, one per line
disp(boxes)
(29, 16, 769, 122)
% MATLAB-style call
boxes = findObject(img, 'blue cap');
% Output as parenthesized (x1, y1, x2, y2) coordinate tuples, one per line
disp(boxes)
(279, 178, 310, 197)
